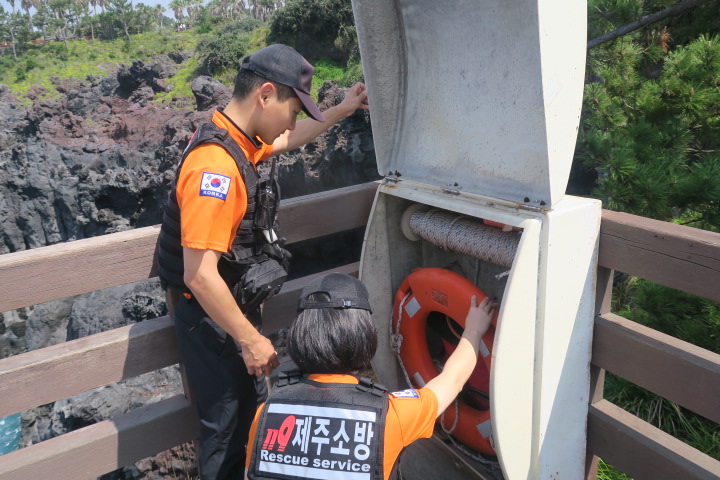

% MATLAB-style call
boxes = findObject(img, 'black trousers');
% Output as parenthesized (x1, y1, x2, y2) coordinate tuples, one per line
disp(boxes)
(174, 295, 267, 480)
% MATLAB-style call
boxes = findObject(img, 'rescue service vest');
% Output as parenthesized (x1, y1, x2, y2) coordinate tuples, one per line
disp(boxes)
(248, 374, 390, 480)
(157, 121, 289, 314)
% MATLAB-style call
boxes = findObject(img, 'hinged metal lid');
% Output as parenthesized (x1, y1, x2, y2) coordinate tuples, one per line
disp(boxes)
(352, 0, 586, 208)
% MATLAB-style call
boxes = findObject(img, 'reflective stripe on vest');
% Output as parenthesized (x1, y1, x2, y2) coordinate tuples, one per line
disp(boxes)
(249, 377, 389, 480)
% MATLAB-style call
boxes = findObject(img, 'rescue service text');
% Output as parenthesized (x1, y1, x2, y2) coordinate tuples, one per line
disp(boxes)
(260, 450, 371, 472)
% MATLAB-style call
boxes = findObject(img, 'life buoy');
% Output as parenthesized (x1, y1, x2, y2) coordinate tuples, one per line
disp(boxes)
(392, 267, 498, 456)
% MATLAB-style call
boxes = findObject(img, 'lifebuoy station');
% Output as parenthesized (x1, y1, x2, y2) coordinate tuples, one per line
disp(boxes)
(353, 0, 600, 478)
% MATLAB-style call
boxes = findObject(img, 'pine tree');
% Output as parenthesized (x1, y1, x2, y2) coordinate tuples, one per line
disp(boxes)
(578, 20, 720, 231)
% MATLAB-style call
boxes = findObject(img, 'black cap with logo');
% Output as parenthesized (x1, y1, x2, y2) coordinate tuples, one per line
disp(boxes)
(241, 44, 326, 122)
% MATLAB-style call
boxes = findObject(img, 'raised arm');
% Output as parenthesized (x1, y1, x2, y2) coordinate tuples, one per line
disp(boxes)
(271, 82, 369, 155)
(424, 296, 495, 416)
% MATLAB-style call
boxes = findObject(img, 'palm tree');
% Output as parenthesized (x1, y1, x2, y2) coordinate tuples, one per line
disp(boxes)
(74, 0, 91, 38)
(230, 0, 245, 20)
(169, 0, 184, 24)
(187, 0, 202, 24)
(207, 0, 227, 18)
(33, 1, 52, 40)
(88, 0, 100, 38)
(48, 0, 70, 50)
(153, 4, 164, 30)
(20, 0, 35, 32)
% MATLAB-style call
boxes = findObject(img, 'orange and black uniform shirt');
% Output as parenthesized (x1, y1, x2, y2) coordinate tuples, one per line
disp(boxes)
(245, 374, 439, 480)
(177, 109, 273, 253)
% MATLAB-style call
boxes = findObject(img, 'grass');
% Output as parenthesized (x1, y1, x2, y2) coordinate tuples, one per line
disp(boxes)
(596, 460, 633, 480)
(0, 26, 361, 111)
(0, 30, 200, 104)
(605, 374, 720, 459)
(155, 55, 200, 105)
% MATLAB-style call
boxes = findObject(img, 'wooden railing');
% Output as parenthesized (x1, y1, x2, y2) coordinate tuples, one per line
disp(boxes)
(1, 181, 719, 480)
(586, 210, 720, 480)
(0, 182, 377, 480)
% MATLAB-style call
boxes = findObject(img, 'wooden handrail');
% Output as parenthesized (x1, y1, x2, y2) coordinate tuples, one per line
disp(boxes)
(0, 265, 360, 419)
(0, 181, 378, 313)
(0, 395, 198, 480)
(589, 211, 720, 480)
(588, 400, 720, 480)
(598, 209, 720, 303)
(592, 313, 720, 425)
(0, 316, 179, 419)
(0, 184, 376, 479)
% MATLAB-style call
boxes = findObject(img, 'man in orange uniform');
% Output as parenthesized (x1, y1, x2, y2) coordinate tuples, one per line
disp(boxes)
(156, 44, 368, 480)
(244, 273, 495, 480)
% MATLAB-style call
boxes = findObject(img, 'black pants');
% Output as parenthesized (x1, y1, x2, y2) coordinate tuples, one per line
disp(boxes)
(174, 295, 267, 480)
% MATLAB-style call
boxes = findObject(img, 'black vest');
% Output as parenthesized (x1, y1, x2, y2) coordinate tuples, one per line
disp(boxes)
(248, 374, 390, 480)
(157, 121, 289, 313)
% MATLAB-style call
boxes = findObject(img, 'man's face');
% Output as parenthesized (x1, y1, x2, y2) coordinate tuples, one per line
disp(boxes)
(257, 94, 303, 145)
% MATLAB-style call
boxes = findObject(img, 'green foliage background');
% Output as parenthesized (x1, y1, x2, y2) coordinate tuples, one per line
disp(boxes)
(582, 1, 720, 478)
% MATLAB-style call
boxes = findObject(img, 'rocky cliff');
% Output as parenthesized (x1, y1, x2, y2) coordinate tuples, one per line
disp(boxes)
(0, 53, 378, 479)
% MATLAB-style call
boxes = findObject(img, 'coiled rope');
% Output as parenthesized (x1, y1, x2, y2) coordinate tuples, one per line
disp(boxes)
(409, 209, 520, 268)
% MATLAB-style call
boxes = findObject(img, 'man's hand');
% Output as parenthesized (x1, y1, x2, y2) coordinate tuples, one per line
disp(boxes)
(240, 333, 280, 377)
(271, 82, 370, 155)
(183, 247, 281, 376)
(336, 82, 369, 118)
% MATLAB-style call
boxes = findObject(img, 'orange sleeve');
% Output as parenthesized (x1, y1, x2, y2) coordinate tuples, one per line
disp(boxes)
(383, 388, 438, 478)
(246, 403, 265, 469)
(176, 144, 247, 252)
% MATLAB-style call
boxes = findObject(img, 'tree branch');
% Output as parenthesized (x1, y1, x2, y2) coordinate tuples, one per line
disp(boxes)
(587, 0, 713, 49)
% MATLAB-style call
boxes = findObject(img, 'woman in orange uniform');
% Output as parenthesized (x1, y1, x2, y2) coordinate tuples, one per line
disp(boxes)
(244, 272, 495, 480)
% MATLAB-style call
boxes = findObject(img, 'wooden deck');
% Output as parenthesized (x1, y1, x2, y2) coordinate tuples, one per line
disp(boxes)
(1, 181, 719, 480)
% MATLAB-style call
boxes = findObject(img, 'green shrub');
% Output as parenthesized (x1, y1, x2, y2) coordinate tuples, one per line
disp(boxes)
(339, 53, 363, 87)
(24, 57, 40, 72)
(195, 19, 262, 74)
(15, 67, 27, 82)
(269, 0, 357, 64)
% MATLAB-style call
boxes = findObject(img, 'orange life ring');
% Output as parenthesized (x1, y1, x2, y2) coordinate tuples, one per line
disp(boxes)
(392, 267, 498, 456)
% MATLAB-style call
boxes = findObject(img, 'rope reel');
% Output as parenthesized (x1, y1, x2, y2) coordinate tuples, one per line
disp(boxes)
(400, 205, 520, 268)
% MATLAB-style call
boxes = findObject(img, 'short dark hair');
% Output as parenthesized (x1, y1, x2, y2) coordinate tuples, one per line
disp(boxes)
(288, 293, 378, 375)
(232, 68, 296, 102)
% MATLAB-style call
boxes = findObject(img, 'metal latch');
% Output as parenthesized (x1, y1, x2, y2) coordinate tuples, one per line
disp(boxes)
(441, 182, 462, 195)
(383, 171, 402, 184)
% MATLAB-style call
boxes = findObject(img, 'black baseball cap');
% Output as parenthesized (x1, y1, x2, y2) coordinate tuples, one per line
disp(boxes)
(298, 273, 372, 313)
(240, 44, 326, 123)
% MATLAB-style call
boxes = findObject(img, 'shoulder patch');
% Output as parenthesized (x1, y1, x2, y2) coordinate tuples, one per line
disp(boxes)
(200, 172, 231, 200)
(390, 388, 420, 399)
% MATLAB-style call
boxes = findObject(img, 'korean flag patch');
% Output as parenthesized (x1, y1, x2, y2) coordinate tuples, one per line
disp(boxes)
(390, 389, 420, 399)
(200, 172, 231, 200)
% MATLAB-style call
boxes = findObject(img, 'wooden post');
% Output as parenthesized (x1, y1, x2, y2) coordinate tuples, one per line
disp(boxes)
(586, 265, 614, 480)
